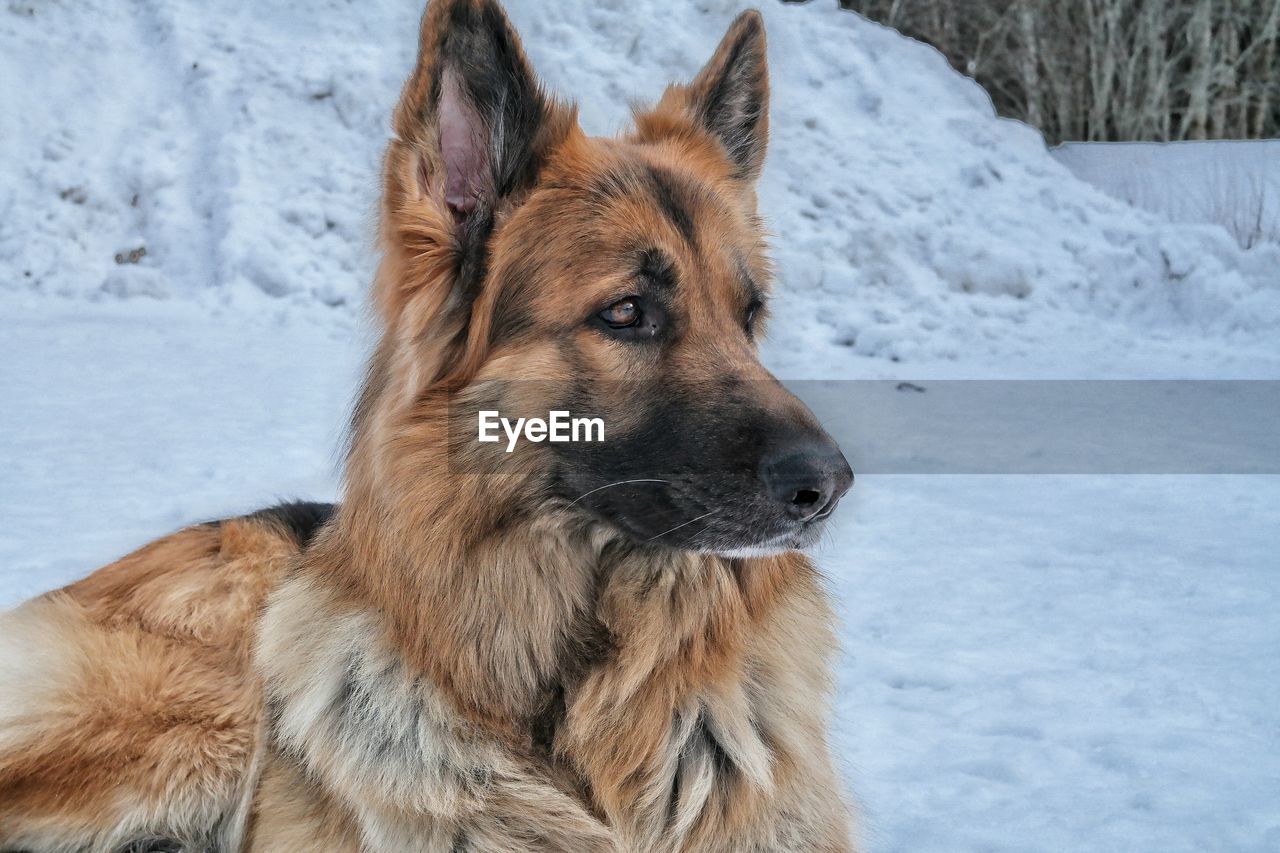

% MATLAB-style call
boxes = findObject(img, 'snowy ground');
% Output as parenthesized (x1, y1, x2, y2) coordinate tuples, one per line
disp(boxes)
(3, 0, 1279, 851)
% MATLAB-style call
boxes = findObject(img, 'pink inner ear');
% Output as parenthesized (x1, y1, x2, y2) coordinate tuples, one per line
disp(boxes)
(438, 68, 488, 222)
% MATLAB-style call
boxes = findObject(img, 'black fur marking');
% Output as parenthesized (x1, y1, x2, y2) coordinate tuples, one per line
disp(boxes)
(725, 557, 747, 591)
(738, 256, 764, 306)
(645, 166, 697, 246)
(553, 376, 786, 549)
(326, 652, 359, 722)
(434, 0, 555, 345)
(587, 164, 643, 205)
(530, 582, 612, 755)
(665, 755, 683, 829)
(452, 205, 498, 321)
(697, 16, 766, 179)
(638, 246, 678, 290)
(697, 710, 734, 777)
(323, 646, 452, 785)
(530, 683, 568, 755)
(587, 164, 695, 248)
(440, 0, 546, 201)
(666, 706, 737, 829)
(488, 254, 539, 345)
(113, 839, 184, 853)
(246, 501, 336, 548)
(482, 496, 534, 537)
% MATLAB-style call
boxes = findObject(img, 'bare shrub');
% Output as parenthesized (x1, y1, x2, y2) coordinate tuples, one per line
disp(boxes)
(836, 0, 1280, 144)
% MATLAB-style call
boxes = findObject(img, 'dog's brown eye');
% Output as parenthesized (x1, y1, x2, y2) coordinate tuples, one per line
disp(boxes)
(600, 298, 640, 328)
(592, 295, 666, 342)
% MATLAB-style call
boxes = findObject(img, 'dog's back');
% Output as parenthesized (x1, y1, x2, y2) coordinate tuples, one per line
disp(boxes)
(0, 503, 332, 853)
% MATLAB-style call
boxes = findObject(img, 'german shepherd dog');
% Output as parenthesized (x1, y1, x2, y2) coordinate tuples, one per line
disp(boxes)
(0, 1, 856, 850)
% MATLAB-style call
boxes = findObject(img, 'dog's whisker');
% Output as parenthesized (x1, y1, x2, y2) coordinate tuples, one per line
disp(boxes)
(689, 514, 721, 546)
(646, 509, 718, 542)
(567, 478, 668, 508)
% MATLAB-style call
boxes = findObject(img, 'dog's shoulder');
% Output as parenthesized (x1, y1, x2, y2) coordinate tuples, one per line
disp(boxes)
(0, 502, 334, 853)
(61, 501, 335, 661)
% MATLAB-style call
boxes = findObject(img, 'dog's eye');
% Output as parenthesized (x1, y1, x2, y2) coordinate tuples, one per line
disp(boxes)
(600, 298, 640, 328)
(591, 295, 665, 341)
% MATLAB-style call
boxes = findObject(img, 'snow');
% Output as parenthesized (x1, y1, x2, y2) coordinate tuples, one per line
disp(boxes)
(824, 474, 1280, 853)
(2, 1, 1279, 851)
(6, 0, 1280, 377)
(1054, 140, 1280, 251)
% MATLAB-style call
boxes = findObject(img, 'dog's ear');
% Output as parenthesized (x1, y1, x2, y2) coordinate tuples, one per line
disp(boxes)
(378, 0, 575, 347)
(634, 10, 769, 181)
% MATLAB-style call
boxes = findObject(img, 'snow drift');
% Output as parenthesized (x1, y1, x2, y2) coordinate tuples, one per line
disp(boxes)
(2, 0, 1278, 377)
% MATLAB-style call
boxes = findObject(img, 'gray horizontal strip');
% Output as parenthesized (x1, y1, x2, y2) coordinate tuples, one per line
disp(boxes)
(789, 380, 1280, 474)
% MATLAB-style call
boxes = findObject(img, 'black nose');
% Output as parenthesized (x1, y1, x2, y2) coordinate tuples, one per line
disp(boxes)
(759, 439, 854, 523)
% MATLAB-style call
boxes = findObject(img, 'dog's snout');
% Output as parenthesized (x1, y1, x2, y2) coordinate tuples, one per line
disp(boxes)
(759, 439, 854, 523)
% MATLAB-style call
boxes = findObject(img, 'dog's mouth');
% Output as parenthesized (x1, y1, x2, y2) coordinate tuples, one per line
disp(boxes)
(704, 526, 822, 557)
(699, 509, 838, 556)
(577, 491, 839, 556)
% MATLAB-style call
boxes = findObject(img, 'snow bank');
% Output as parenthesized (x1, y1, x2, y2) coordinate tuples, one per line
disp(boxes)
(0, 0, 408, 309)
(3, 1, 1278, 376)
(1053, 140, 1280, 250)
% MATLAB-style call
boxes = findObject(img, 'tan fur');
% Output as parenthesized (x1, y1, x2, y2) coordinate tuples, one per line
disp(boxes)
(0, 2, 856, 850)
(0, 520, 288, 851)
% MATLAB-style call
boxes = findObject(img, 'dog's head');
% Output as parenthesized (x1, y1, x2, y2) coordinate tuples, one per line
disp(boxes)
(366, 0, 851, 555)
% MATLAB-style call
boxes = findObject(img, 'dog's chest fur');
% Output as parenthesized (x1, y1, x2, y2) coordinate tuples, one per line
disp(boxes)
(255, 542, 815, 852)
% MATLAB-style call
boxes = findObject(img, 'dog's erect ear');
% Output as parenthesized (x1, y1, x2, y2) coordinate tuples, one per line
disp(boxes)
(689, 10, 769, 178)
(379, 0, 574, 336)
(634, 10, 769, 181)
